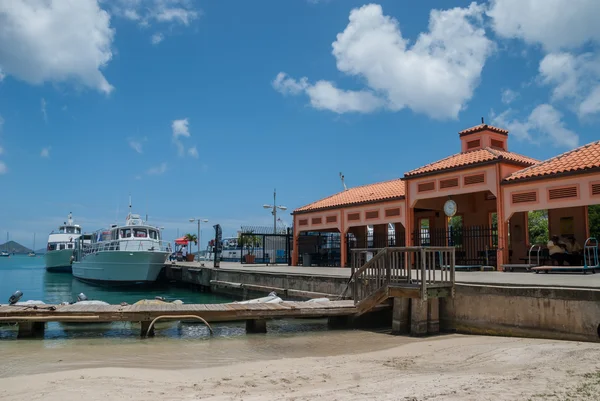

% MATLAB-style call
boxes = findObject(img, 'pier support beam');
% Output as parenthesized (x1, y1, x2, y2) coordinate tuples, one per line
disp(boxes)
(141, 321, 155, 338)
(410, 299, 428, 336)
(18, 322, 45, 338)
(427, 298, 440, 334)
(392, 298, 410, 335)
(246, 319, 267, 334)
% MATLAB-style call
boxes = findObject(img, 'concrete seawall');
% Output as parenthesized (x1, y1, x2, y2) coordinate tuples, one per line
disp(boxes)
(441, 284, 600, 343)
(166, 263, 600, 343)
(166, 265, 350, 300)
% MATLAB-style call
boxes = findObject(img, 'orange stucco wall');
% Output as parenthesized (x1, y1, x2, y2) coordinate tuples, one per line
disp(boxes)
(502, 173, 600, 221)
(407, 165, 499, 208)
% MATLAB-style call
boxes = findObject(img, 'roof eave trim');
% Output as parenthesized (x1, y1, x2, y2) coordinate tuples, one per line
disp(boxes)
(403, 159, 502, 179)
(292, 196, 406, 215)
(502, 166, 600, 185)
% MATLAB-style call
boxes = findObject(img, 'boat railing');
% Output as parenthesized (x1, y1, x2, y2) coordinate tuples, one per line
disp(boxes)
(528, 244, 542, 266)
(82, 239, 170, 255)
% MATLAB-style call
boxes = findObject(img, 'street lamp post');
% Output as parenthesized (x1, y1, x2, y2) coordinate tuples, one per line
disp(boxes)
(189, 218, 208, 261)
(263, 189, 287, 264)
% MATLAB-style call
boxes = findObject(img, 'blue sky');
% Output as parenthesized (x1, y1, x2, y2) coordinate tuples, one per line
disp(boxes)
(0, 0, 599, 247)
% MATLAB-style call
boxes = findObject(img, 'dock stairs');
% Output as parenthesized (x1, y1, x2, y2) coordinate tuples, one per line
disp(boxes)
(350, 247, 456, 336)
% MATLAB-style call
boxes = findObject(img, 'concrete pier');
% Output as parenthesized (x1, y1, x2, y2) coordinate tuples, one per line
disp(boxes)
(391, 298, 410, 335)
(17, 322, 45, 338)
(246, 319, 267, 333)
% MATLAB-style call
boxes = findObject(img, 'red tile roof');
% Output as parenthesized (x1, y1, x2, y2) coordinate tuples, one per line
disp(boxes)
(294, 179, 405, 213)
(404, 148, 539, 178)
(504, 140, 600, 182)
(459, 124, 508, 136)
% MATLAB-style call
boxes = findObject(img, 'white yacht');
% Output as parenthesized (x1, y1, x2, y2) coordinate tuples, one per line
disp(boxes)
(45, 213, 87, 272)
(72, 208, 170, 285)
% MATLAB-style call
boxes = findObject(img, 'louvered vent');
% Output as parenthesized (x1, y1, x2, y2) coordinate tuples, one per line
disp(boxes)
(366, 211, 379, 219)
(348, 213, 360, 221)
(326, 215, 337, 223)
(511, 192, 537, 204)
(592, 183, 600, 196)
(311, 217, 322, 225)
(467, 140, 480, 149)
(490, 139, 505, 150)
(440, 178, 459, 189)
(299, 219, 308, 226)
(548, 186, 578, 200)
(418, 182, 435, 192)
(464, 174, 485, 186)
(385, 208, 401, 217)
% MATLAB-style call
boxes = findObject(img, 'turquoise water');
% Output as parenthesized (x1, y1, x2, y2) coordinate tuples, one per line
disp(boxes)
(0, 255, 233, 304)
(0, 255, 333, 341)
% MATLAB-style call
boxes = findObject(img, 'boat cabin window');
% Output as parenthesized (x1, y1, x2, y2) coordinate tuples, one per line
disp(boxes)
(48, 243, 57, 251)
(111, 230, 118, 240)
(134, 228, 148, 238)
(75, 227, 81, 234)
(149, 229, 158, 240)
(68, 243, 73, 249)
(59, 244, 66, 250)
(66, 227, 75, 234)
(120, 228, 132, 238)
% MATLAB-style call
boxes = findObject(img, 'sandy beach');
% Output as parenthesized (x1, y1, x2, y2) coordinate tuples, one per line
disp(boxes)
(1, 332, 600, 401)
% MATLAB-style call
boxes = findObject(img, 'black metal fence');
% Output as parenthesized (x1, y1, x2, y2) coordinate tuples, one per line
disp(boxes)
(239, 226, 292, 265)
(298, 232, 342, 267)
(412, 225, 498, 266)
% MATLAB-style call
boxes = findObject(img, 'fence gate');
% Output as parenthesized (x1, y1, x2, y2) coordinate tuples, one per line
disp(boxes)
(412, 225, 498, 267)
(240, 226, 292, 265)
(346, 231, 406, 267)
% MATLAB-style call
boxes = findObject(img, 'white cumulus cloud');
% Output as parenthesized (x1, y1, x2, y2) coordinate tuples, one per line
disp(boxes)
(188, 146, 199, 158)
(128, 138, 144, 153)
(172, 118, 194, 156)
(501, 89, 518, 104)
(172, 118, 190, 138)
(151, 33, 164, 45)
(147, 162, 167, 175)
(40, 147, 51, 158)
(41, 98, 48, 122)
(0, 0, 115, 94)
(274, 3, 494, 120)
(492, 104, 578, 148)
(538, 52, 600, 117)
(487, 0, 600, 51)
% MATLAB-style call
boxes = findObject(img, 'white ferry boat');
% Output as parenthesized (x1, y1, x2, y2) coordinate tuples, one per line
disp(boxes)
(45, 213, 88, 272)
(72, 207, 170, 285)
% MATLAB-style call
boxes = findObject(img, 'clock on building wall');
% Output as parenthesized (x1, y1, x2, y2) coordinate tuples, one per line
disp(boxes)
(444, 199, 457, 217)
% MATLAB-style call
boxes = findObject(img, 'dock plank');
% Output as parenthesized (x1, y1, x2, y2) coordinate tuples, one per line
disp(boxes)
(0, 299, 363, 325)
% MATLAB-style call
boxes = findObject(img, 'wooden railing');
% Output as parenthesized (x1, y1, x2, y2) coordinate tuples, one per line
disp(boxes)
(350, 247, 455, 305)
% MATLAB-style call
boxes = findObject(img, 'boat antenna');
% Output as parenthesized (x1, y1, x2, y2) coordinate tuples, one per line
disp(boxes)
(339, 172, 347, 191)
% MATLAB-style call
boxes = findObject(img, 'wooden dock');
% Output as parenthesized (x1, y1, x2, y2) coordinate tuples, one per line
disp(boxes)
(0, 300, 363, 338)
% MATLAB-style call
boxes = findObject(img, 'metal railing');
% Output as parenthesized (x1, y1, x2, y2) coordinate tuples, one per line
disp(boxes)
(528, 244, 542, 266)
(82, 239, 170, 256)
(350, 247, 455, 305)
(584, 237, 599, 268)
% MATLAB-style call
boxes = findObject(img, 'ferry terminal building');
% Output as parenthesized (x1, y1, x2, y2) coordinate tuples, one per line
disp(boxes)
(291, 124, 600, 270)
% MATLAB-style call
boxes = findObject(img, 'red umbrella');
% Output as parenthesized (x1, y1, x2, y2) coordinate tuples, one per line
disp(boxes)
(174, 236, 189, 245)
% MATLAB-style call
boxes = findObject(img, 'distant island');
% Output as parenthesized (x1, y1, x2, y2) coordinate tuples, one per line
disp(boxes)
(0, 241, 41, 254)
